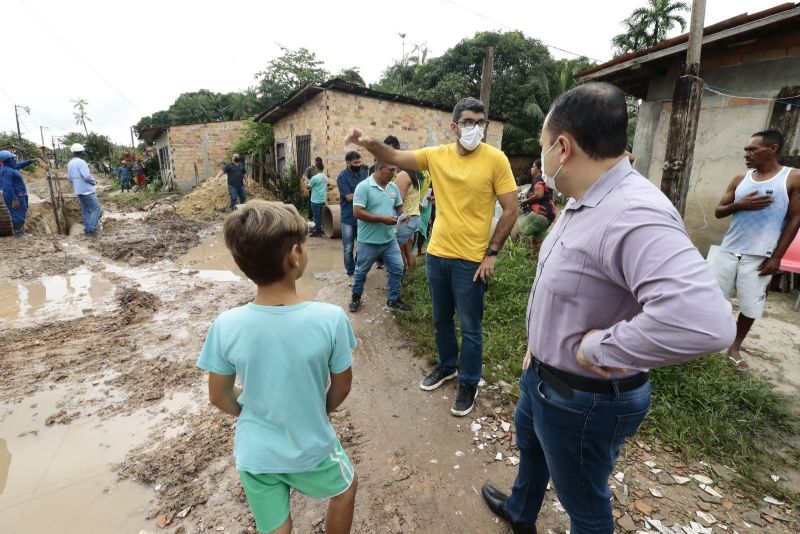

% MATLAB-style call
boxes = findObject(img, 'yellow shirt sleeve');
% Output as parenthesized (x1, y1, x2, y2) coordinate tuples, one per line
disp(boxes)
(493, 152, 518, 196)
(412, 148, 434, 171)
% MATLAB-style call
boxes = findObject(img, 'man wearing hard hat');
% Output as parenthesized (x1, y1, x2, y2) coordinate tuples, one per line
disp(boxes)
(66, 143, 102, 235)
(0, 150, 29, 236)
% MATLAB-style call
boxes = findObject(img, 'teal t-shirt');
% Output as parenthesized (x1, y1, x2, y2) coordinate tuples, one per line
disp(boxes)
(309, 172, 328, 204)
(353, 175, 403, 245)
(197, 301, 356, 473)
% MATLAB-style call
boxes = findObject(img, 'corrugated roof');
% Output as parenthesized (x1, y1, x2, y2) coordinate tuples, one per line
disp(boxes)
(575, 2, 800, 97)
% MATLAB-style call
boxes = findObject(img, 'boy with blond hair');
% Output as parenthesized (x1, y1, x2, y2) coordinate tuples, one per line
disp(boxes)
(197, 200, 358, 533)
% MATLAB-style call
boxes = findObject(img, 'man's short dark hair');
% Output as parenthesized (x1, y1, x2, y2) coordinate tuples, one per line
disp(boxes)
(345, 151, 361, 162)
(383, 135, 400, 149)
(545, 82, 628, 159)
(752, 129, 785, 152)
(453, 97, 485, 123)
(314, 156, 323, 164)
(315, 160, 324, 171)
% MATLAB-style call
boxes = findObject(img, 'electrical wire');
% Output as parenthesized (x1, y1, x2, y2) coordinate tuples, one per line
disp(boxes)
(18, 0, 144, 114)
(440, 0, 604, 62)
(702, 83, 800, 103)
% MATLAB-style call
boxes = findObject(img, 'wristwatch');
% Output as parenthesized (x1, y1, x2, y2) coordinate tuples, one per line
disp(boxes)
(485, 247, 499, 257)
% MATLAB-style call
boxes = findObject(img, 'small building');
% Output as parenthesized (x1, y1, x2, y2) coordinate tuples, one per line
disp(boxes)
(577, 2, 800, 254)
(138, 120, 245, 191)
(255, 79, 506, 185)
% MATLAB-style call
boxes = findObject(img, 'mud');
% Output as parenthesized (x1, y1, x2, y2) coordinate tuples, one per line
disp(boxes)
(89, 211, 207, 265)
(1, 187, 798, 533)
(0, 237, 84, 279)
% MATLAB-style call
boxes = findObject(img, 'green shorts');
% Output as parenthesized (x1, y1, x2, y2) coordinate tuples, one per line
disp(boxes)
(519, 212, 552, 241)
(239, 440, 355, 533)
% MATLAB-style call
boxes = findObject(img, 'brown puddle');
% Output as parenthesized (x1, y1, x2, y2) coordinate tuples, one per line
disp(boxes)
(0, 268, 114, 327)
(178, 231, 344, 299)
(0, 384, 196, 533)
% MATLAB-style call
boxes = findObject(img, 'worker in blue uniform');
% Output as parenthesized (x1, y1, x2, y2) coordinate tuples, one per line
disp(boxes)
(0, 150, 29, 236)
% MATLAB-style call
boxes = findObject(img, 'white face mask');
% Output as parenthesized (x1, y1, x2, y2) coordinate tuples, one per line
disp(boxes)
(458, 125, 485, 151)
(541, 142, 564, 191)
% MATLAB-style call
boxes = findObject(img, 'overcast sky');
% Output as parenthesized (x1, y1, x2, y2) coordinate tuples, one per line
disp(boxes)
(2, 0, 782, 146)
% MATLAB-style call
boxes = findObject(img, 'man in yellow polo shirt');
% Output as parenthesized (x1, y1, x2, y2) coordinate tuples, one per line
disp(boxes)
(344, 97, 518, 416)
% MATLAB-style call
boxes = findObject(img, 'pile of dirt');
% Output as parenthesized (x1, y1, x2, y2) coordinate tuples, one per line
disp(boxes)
(90, 211, 206, 265)
(175, 177, 276, 218)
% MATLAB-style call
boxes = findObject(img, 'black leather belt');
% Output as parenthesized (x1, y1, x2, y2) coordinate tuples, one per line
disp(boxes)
(535, 358, 648, 397)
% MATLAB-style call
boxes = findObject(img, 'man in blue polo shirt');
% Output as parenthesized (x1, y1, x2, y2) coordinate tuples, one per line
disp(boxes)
(337, 151, 368, 285)
(349, 161, 412, 313)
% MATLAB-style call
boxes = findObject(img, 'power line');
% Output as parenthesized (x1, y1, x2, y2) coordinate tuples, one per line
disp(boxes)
(18, 0, 144, 115)
(441, 0, 604, 62)
(703, 83, 800, 103)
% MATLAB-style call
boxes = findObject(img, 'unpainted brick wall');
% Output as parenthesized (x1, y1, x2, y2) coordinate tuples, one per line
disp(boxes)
(272, 89, 506, 203)
(166, 121, 245, 190)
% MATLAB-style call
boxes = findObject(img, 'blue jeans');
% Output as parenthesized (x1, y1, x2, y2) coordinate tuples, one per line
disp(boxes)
(78, 193, 102, 235)
(505, 364, 651, 533)
(352, 240, 403, 301)
(426, 254, 486, 386)
(228, 184, 246, 210)
(342, 223, 358, 276)
(311, 202, 325, 234)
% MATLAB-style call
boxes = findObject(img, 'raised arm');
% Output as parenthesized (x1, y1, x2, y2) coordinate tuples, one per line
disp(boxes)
(344, 128, 420, 171)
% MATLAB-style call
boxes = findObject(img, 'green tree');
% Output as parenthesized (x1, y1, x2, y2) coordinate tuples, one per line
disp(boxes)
(0, 131, 41, 160)
(254, 46, 330, 109)
(62, 131, 115, 165)
(134, 90, 263, 136)
(612, 0, 689, 56)
(390, 31, 556, 154)
(71, 98, 91, 135)
(335, 67, 366, 86)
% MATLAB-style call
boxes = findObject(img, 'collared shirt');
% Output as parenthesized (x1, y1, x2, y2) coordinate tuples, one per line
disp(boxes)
(337, 166, 368, 225)
(66, 157, 97, 196)
(353, 175, 402, 245)
(526, 158, 735, 379)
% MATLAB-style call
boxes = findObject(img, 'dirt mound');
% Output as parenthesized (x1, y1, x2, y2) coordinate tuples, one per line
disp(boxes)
(117, 287, 161, 325)
(176, 177, 276, 218)
(91, 211, 206, 265)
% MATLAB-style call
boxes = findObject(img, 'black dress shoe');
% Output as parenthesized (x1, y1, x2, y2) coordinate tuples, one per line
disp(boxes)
(481, 483, 537, 534)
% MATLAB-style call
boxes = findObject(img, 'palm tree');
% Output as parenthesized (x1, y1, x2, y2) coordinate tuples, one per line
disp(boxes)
(612, 0, 689, 56)
(612, 18, 651, 56)
(72, 98, 91, 135)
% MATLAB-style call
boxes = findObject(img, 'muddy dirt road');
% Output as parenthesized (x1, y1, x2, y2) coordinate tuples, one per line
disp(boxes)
(1, 194, 797, 533)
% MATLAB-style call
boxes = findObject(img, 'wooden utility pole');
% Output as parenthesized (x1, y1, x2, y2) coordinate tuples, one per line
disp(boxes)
(660, 0, 707, 216)
(480, 46, 495, 138)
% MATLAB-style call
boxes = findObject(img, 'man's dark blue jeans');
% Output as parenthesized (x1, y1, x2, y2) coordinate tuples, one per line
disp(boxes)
(505, 363, 651, 533)
(228, 184, 246, 210)
(425, 254, 486, 386)
(311, 202, 325, 234)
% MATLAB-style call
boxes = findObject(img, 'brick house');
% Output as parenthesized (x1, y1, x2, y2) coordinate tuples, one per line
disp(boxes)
(577, 2, 800, 254)
(139, 120, 245, 191)
(255, 79, 506, 200)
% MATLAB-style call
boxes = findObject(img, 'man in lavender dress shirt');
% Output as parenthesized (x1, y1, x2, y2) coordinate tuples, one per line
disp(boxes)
(481, 83, 736, 533)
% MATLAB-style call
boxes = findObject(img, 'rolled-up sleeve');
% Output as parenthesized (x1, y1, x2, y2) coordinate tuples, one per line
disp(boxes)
(581, 203, 736, 370)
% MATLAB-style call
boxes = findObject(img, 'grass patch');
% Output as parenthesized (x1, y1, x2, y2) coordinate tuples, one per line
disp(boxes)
(113, 190, 180, 207)
(398, 241, 800, 502)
